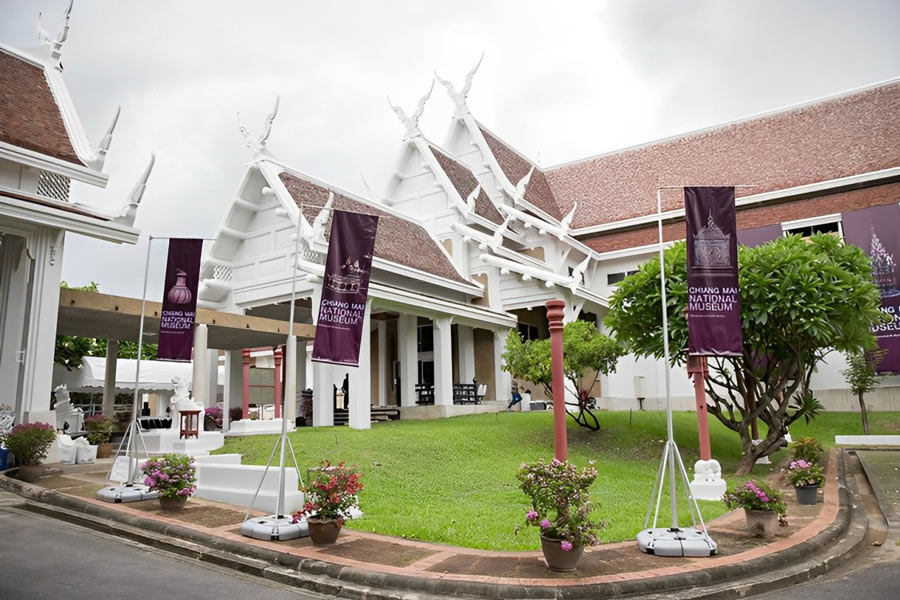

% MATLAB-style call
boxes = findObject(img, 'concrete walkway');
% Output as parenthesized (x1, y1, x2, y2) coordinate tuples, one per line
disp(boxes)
(0, 449, 878, 599)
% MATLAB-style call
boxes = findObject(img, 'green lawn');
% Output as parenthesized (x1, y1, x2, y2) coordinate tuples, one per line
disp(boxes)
(217, 410, 900, 551)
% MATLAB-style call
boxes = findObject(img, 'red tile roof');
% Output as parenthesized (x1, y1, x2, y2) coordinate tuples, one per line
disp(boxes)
(545, 81, 900, 230)
(477, 125, 562, 220)
(428, 145, 503, 224)
(278, 172, 469, 285)
(0, 49, 83, 166)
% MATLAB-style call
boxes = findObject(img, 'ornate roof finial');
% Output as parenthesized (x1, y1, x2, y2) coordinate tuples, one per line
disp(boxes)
(237, 96, 280, 159)
(434, 52, 484, 119)
(557, 202, 577, 239)
(115, 153, 155, 226)
(387, 80, 434, 141)
(511, 166, 534, 205)
(38, 0, 73, 71)
(92, 106, 120, 170)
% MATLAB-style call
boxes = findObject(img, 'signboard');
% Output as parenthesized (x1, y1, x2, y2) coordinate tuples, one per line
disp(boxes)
(157, 238, 203, 361)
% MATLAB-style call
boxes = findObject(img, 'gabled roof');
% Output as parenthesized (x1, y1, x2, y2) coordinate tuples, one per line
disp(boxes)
(544, 79, 900, 230)
(0, 47, 83, 167)
(477, 124, 562, 220)
(427, 144, 503, 224)
(278, 172, 471, 286)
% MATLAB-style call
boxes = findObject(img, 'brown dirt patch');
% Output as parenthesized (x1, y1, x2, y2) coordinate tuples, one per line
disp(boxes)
(38, 476, 91, 490)
(130, 502, 246, 528)
(317, 538, 438, 567)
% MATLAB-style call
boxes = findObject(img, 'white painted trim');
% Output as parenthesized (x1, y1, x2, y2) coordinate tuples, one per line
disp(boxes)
(0, 142, 107, 187)
(0, 193, 139, 244)
(781, 212, 842, 231)
(43, 67, 103, 170)
(594, 241, 676, 261)
(572, 167, 900, 237)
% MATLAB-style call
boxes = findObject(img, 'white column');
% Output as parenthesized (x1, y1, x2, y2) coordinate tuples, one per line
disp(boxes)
(433, 316, 453, 406)
(310, 285, 334, 427)
(348, 299, 372, 430)
(377, 319, 387, 407)
(0, 236, 29, 419)
(457, 325, 476, 384)
(191, 324, 208, 403)
(22, 227, 64, 420)
(206, 349, 218, 407)
(284, 335, 298, 424)
(493, 329, 512, 403)
(397, 314, 418, 407)
(103, 339, 119, 416)
(223, 349, 243, 431)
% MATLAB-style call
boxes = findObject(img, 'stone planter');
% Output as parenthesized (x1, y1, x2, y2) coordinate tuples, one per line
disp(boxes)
(539, 534, 584, 572)
(308, 518, 342, 545)
(795, 485, 818, 505)
(96, 442, 113, 459)
(158, 496, 188, 511)
(744, 508, 779, 537)
(17, 464, 44, 483)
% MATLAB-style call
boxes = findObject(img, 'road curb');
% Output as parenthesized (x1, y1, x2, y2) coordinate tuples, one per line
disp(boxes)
(0, 453, 867, 599)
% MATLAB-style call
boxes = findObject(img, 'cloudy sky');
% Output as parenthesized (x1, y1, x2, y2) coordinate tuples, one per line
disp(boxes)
(2, 0, 898, 299)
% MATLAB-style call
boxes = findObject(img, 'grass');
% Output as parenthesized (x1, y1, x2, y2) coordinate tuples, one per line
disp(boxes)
(217, 410, 900, 551)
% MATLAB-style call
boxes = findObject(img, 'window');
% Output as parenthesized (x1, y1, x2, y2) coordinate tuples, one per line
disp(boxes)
(786, 221, 840, 238)
(417, 324, 434, 352)
(607, 270, 638, 286)
(518, 323, 539, 341)
(418, 360, 434, 384)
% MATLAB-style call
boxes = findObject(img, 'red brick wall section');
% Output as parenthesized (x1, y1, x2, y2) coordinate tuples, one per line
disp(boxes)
(583, 182, 900, 254)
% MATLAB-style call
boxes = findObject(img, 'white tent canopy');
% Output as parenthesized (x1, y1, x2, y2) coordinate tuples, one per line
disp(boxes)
(53, 357, 224, 393)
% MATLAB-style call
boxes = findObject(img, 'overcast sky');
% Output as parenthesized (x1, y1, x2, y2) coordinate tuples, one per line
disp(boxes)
(2, 0, 899, 299)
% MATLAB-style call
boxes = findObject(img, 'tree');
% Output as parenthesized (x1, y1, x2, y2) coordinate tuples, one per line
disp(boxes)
(503, 320, 622, 431)
(842, 349, 886, 435)
(606, 235, 887, 473)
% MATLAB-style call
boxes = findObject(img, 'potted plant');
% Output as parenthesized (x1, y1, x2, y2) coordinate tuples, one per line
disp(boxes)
(789, 437, 824, 464)
(723, 480, 788, 537)
(2, 422, 57, 483)
(141, 453, 197, 511)
(293, 459, 363, 545)
(517, 458, 603, 572)
(84, 415, 115, 458)
(786, 459, 824, 505)
(204, 407, 222, 431)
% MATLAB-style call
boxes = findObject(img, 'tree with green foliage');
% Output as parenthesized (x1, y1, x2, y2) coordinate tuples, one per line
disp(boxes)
(54, 281, 157, 370)
(606, 235, 887, 474)
(842, 349, 886, 435)
(503, 319, 622, 431)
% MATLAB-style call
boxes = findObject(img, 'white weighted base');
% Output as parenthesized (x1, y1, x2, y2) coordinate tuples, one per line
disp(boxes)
(96, 484, 159, 503)
(637, 527, 717, 557)
(241, 515, 308, 541)
(690, 459, 727, 501)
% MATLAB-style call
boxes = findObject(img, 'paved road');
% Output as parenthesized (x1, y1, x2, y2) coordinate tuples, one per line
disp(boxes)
(0, 499, 324, 600)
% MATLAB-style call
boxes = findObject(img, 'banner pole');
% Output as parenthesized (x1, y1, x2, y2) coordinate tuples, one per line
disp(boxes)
(128, 235, 154, 484)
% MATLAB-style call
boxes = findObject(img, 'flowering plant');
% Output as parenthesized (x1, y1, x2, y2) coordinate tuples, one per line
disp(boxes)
(723, 480, 787, 525)
(790, 437, 824, 464)
(517, 458, 604, 550)
(140, 453, 197, 499)
(293, 460, 363, 526)
(84, 415, 114, 445)
(786, 459, 824, 487)
(2, 422, 56, 465)
(204, 407, 223, 429)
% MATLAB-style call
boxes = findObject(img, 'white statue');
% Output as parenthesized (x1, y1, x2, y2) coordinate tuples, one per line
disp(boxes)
(387, 81, 434, 140)
(54, 384, 83, 433)
(434, 53, 484, 118)
(168, 376, 204, 430)
(0, 404, 15, 440)
(237, 96, 280, 158)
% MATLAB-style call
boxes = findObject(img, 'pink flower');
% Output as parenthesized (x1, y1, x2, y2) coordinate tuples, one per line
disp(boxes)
(526, 510, 538, 521)
(560, 540, 573, 552)
(540, 519, 552, 529)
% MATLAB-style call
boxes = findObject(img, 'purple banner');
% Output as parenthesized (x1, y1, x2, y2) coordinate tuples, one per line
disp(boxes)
(842, 204, 900, 374)
(158, 239, 203, 361)
(737, 223, 782, 248)
(685, 187, 742, 356)
(312, 210, 379, 366)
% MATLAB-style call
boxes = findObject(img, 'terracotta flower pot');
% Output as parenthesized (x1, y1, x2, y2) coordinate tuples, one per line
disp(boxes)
(158, 496, 188, 511)
(308, 518, 342, 545)
(539, 534, 584, 572)
(744, 508, 779, 537)
(96, 442, 113, 459)
(17, 464, 44, 483)
(795, 485, 818, 505)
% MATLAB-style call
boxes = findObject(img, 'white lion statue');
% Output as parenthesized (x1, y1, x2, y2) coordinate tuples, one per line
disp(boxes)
(168, 376, 204, 430)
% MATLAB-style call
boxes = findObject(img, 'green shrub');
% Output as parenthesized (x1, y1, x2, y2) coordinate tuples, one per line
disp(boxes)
(790, 437, 825, 463)
(3, 422, 57, 465)
(84, 415, 114, 444)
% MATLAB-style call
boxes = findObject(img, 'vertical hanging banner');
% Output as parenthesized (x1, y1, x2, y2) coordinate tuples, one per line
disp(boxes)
(842, 204, 900, 373)
(157, 239, 203, 361)
(312, 209, 379, 366)
(685, 187, 742, 356)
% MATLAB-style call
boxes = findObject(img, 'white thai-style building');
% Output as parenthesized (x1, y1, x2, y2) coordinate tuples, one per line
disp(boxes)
(0, 16, 149, 425)
(199, 66, 900, 430)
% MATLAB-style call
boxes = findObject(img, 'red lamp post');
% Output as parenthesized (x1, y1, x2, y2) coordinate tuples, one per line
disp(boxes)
(546, 299, 568, 462)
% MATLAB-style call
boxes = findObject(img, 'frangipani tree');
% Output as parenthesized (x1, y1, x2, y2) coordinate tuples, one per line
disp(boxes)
(606, 235, 886, 473)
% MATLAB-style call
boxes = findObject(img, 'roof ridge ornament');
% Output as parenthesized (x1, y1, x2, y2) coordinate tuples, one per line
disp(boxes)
(91, 106, 120, 170)
(434, 52, 484, 119)
(387, 80, 434, 141)
(115, 153, 155, 226)
(511, 166, 534, 205)
(237, 96, 280, 159)
(37, 0, 73, 71)
(300, 191, 334, 247)
(557, 202, 577, 239)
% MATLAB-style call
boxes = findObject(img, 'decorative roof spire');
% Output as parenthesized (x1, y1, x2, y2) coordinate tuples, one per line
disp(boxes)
(434, 53, 484, 119)
(115, 154, 155, 226)
(92, 106, 120, 170)
(37, 0, 73, 71)
(387, 81, 434, 141)
(237, 96, 280, 159)
(511, 166, 534, 205)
